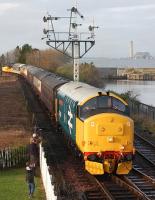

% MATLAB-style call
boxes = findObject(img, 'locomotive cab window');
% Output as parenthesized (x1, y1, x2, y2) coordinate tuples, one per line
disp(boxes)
(112, 97, 126, 112)
(79, 95, 129, 120)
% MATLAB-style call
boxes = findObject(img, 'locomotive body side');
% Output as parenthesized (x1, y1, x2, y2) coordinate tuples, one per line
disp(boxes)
(57, 92, 77, 142)
(57, 82, 99, 143)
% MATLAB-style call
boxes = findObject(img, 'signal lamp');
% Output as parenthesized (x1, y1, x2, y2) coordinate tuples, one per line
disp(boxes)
(43, 16, 47, 22)
(43, 29, 48, 34)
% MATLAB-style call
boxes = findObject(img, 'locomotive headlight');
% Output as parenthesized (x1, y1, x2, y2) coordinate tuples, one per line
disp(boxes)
(120, 145, 125, 150)
(107, 136, 114, 143)
(84, 156, 87, 161)
(97, 152, 102, 157)
(133, 147, 136, 155)
(127, 122, 131, 127)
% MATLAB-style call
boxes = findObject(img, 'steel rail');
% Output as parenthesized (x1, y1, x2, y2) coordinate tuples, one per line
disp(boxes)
(122, 168, 155, 200)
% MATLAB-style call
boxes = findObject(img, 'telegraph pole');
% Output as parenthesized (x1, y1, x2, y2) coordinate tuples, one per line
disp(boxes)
(42, 4, 98, 82)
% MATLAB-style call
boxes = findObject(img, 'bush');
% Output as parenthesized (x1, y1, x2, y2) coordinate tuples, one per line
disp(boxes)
(56, 62, 101, 86)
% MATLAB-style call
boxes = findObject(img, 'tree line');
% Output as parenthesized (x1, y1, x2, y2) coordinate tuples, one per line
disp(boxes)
(0, 44, 101, 86)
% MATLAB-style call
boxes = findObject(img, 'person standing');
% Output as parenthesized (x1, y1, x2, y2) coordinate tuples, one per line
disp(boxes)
(29, 133, 40, 165)
(26, 162, 35, 198)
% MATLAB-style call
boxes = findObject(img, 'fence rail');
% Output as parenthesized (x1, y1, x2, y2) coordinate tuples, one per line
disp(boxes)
(0, 146, 28, 169)
(40, 144, 57, 200)
(129, 100, 155, 121)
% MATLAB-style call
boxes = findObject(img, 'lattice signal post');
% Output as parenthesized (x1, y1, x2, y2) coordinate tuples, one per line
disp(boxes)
(42, 6, 98, 82)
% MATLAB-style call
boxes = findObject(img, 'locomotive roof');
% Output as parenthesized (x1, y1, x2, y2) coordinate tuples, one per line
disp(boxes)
(58, 81, 106, 104)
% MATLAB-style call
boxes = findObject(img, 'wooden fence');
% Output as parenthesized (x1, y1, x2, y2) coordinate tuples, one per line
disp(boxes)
(0, 146, 28, 169)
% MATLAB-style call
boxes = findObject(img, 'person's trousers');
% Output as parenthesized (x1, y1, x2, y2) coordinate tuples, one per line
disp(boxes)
(28, 182, 35, 195)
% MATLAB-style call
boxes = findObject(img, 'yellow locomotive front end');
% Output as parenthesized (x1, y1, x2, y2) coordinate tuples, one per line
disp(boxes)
(76, 92, 135, 175)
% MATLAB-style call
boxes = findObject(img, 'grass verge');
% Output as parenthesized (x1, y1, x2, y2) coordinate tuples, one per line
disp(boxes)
(0, 168, 46, 200)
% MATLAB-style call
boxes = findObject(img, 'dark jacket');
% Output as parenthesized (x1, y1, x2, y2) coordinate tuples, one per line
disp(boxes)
(26, 167, 35, 183)
(29, 143, 38, 156)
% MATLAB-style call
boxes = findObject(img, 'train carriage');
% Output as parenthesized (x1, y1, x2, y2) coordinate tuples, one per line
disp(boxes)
(41, 74, 67, 117)
(13, 63, 25, 72)
(20, 64, 28, 77)
(32, 69, 51, 94)
(27, 66, 39, 85)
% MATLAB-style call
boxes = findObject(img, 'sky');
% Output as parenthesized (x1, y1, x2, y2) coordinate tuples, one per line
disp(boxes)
(0, 0, 155, 58)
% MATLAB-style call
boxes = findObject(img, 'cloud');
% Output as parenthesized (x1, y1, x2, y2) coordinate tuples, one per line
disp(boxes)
(105, 4, 155, 13)
(0, 3, 19, 14)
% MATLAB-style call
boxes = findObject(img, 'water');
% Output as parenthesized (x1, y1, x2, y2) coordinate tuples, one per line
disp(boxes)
(105, 80, 155, 107)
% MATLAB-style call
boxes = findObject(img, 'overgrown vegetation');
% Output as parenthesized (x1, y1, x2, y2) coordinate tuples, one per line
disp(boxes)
(132, 114, 155, 134)
(120, 90, 139, 103)
(56, 62, 101, 86)
(0, 43, 101, 86)
(119, 90, 155, 134)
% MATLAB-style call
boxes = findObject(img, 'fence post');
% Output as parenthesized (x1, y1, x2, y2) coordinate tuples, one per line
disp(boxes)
(0, 146, 28, 169)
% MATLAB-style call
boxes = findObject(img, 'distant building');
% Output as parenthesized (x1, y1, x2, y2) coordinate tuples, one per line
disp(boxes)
(81, 57, 155, 79)
(81, 57, 155, 69)
(134, 52, 153, 59)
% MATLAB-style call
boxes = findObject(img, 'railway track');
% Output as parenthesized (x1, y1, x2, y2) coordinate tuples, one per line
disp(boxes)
(135, 133, 155, 165)
(134, 152, 155, 180)
(134, 132, 155, 179)
(125, 132, 155, 199)
(124, 167, 155, 200)
(83, 174, 147, 200)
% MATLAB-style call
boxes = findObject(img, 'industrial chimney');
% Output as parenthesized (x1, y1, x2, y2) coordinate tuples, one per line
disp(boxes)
(129, 40, 134, 59)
